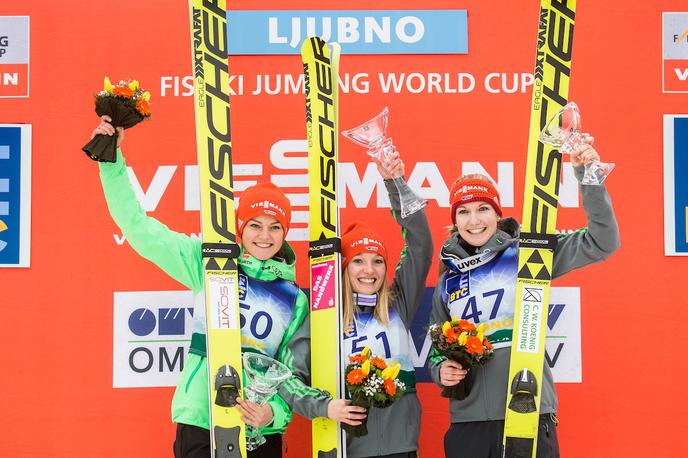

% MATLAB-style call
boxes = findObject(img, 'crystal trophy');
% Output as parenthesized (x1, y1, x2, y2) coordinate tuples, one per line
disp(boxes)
(539, 101, 615, 185)
(242, 353, 292, 451)
(342, 107, 427, 218)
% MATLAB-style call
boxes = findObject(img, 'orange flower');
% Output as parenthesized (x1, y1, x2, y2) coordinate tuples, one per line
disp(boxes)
(372, 357, 387, 370)
(347, 369, 365, 385)
(466, 336, 484, 354)
(458, 320, 475, 332)
(484, 339, 493, 350)
(136, 98, 150, 116)
(113, 85, 134, 98)
(349, 355, 366, 364)
(444, 326, 457, 343)
(384, 378, 396, 396)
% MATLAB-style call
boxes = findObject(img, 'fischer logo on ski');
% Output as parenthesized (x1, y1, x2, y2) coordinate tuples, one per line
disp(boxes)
(502, 1, 576, 457)
(188, 1, 245, 456)
(302, 36, 345, 458)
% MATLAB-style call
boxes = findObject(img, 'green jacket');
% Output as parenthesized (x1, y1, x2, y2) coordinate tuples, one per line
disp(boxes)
(99, 149, 309, 434)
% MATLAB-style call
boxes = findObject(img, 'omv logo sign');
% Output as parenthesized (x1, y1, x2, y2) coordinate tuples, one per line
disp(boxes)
(128, 307, 190, 336)
(0, 124, 30, 268)
(113, 291, 195, 388)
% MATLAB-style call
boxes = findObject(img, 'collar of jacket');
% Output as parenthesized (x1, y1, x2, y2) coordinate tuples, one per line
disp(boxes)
(440, 217, 520, 269)
(237, 242, 297, 282)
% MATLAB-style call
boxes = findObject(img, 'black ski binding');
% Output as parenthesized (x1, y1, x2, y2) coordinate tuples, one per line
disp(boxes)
(215, 364, 241, 408)
(508, 368, 538, 414)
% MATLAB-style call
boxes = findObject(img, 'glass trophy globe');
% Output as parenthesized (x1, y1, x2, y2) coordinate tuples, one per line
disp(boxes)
(342, 107, 427, 218)
(539, 101, 614, 185)
(242, 352, 292, 451)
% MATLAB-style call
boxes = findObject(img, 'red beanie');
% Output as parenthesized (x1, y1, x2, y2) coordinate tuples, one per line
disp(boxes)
(449, 177, 503, 224)
(341, 222, 388, 268)
(236, 182, 291, 237)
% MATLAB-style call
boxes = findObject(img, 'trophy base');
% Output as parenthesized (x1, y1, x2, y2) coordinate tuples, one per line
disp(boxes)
(245, 429, 267, 451)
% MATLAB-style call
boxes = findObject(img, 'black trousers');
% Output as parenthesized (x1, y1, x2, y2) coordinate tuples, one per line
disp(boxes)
(173, 423, 282, 458)
(444, 415, 560, 458)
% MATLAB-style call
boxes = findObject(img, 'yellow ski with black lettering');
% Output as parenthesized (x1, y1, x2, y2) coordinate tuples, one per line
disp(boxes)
(302, 37, 345, 458)
(503, 2, 576, 457)
(188, 1, 245, 457)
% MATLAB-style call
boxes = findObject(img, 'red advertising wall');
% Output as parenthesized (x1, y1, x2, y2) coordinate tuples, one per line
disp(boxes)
(1, 1, 688, 456)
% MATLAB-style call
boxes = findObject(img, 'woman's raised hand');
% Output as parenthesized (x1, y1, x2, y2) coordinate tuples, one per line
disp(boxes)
(90, 115, 124, 148)
(371, 149, 405, 180)
(570, 133, 599, 167)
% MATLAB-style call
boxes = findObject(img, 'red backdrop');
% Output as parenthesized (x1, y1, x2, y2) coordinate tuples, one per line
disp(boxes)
(2, 1, 688, 456)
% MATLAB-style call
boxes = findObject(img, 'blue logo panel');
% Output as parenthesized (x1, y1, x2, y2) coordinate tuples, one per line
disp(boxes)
(0, 126, 28, 266)
(674, 118, 688, 253)
(227, 10, 468, 55)
(665, 116, 688, 255)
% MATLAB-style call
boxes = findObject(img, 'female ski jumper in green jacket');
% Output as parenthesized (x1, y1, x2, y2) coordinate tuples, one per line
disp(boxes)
(99, 149, 308, 437)
(279, 180, 433, 457)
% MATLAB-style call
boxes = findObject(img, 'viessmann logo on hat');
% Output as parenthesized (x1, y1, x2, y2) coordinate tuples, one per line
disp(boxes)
(350, 236, 383, 249)
(456, 184, 489, 196)
(250, 199, 286, 217)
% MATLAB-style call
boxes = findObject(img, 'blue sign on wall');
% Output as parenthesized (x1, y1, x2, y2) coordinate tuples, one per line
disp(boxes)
(664, 115, 688, 255)
(0, 125, 31, 267)
(227, 10, 468, 55)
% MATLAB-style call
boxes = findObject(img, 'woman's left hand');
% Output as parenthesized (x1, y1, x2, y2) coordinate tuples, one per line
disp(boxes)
(235, 397, 274, 428)
(570, 133, 600, 167)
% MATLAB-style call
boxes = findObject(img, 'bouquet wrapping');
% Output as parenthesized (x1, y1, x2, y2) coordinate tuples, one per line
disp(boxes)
(430, 319, 494, 400)
(82, 77, 151, 162)
(343, 347, 406, 437)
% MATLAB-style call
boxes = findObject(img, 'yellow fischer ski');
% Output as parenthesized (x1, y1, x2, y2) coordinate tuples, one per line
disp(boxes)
(301, 37, 345, 458)
(502, 1, 576, 457)
(188, 1, 245, 457)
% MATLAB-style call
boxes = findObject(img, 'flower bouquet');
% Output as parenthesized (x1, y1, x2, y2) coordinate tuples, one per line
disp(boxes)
(343, 347, 406, 437)
(430, 318, 494, 400)
(82, 77, 151, 162)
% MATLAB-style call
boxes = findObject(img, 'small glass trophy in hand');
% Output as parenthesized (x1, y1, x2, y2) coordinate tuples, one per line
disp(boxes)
(342, 107, 427, 218)
(242, 353, 292, 451)
(539, 101, 614, 185)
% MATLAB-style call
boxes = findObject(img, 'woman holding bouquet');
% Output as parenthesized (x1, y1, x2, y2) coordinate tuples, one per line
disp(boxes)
(428, 136, 620, 457)
(280, 151, 433, 458)
(88, 116, 312, 458)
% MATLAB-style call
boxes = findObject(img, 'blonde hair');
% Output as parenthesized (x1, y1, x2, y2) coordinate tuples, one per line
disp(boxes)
(342, 271, 394, 330)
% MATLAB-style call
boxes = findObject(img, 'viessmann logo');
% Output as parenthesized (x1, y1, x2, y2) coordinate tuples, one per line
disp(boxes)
(456, 184, 488, 195)
(350, 236, 383, 248)
(250, 199, 286, 217)
(227, 10, 468, 55)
